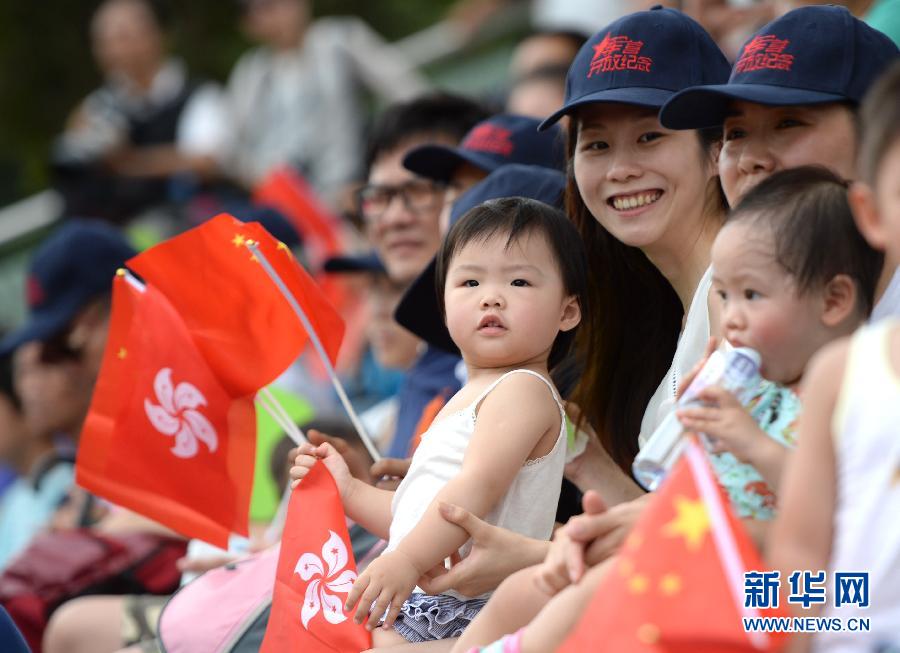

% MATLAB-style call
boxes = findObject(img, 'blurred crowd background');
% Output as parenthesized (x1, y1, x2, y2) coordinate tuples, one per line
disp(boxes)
(0, 0, 896, 330)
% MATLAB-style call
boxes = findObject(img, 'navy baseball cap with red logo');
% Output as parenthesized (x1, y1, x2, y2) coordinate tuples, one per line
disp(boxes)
(660, 5, 899, 130)
(402, 114, 566, 182)
(0, 219, 136, 355)
(539, 5, 730, 130)
(395, 164, 566, 354)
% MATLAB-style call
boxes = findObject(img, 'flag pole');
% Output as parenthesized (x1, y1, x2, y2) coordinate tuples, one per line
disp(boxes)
(256, 388, 307, 447)
(684, 439, 769, 650)
(245, 241, 382, 462)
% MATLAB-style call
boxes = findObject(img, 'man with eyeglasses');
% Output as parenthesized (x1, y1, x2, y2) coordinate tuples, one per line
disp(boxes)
(355, 94, 489, 483)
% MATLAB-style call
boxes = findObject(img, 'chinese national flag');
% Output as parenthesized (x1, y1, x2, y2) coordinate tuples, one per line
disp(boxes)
(126, 213, 344, 398)
(558, 440, 789, 652)
(77, 274, 256, 547)
(262, 461, 371, 653)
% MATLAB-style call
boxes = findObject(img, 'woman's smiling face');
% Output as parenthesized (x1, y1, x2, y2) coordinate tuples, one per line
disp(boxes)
(573, 103, 718, 259)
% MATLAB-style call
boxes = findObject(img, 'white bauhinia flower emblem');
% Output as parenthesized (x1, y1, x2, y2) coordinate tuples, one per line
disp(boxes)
(296, 530, 357, 629)
(144, 368, 218, 459)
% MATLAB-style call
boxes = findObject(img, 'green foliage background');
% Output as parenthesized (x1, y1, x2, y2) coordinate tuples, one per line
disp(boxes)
(0, 0, 458, 205)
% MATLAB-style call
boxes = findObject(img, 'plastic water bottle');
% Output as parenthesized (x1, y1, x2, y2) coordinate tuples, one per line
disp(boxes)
(632, 347, 761, 491)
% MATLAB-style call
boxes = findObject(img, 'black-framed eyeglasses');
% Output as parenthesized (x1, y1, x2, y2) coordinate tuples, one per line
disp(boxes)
(356, 179, 447, 222)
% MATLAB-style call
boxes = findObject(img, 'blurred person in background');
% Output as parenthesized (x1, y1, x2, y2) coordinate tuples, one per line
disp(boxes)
(0, 348, 77, 569)
(323, 252, 422, 454)
(51, 0, 229, 225)
(0, 220, 137, 570)
(401, 113, 567, 233)
(223, 0, 429, 210)
(505, 30, 585, 119)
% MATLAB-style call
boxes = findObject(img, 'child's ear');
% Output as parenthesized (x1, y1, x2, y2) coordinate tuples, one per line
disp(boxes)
(559, 295, 581, 332)
(849, 181, 888, 251)
(820, 274, 858, 328)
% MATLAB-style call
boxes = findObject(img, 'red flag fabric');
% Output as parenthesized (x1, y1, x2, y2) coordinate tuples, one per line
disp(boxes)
(127, 213, 345, 398)
(77, 273, 256, 547)
(558, 440, 788, 652)
(252, 168, 356, 377)
(253, 166, 344, 268)
(262, 461, 371, 653)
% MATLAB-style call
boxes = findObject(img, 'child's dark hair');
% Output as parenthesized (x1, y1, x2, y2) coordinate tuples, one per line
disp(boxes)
(434, 197, 588, 367)
(728, 166, 883, 317)
(858, 60, 900, 184)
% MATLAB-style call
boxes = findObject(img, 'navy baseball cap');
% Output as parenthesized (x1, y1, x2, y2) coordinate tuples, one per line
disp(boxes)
(323, 251, 386, 275)
(402, 114, 566, 182)
(0, 219, 137, 355)
(660, 5, 900, 130)
(395, 164, 566, 354)
(539, 6, 730, 130)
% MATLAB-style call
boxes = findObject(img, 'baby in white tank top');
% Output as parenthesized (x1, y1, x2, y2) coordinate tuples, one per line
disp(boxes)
(291, 197, 587, 646)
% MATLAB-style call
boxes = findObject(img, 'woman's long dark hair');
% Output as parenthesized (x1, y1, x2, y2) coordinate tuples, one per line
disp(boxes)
(567, 118, 726, 473)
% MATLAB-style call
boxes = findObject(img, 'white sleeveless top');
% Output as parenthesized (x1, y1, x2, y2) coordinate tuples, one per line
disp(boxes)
(639, 265, 713, 448)
(816, 319, 900, 652)
(871, 265, 900, 322)
(384, 369, 567, 600)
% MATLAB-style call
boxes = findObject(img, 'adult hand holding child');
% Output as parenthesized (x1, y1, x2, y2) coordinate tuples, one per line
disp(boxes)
(417, 502, 549, 598)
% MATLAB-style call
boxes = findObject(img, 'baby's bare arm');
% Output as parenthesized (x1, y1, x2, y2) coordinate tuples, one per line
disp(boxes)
(398, 374, 560, 576)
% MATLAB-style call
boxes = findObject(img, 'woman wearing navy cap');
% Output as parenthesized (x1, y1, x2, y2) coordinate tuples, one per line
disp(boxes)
(661, 4, 900, 320)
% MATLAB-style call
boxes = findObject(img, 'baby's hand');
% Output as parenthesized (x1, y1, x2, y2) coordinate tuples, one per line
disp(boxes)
(676, 386, 766, 463)
(290, 441, 352, 498)
(344, 549, 421, 631)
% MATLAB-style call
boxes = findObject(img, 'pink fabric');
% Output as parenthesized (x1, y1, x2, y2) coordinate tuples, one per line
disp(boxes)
(504, 629, 525, 653)
(158, 545, 280, 653)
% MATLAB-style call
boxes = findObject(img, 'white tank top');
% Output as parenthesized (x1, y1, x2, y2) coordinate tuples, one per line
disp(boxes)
(384, 369, 567, 600)
(816, 319, 900, 652)
(871, 265, 900, 322)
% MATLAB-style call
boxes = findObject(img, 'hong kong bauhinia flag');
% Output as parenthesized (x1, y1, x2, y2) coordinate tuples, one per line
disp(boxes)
(261, 461, 371, 653)
(77, 273, 256, 547)
(77, 214, 345, 547)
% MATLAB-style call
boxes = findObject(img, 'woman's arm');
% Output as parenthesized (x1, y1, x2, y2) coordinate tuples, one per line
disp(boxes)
(562, 402, 644, 506)
(564, 431, 645, 505)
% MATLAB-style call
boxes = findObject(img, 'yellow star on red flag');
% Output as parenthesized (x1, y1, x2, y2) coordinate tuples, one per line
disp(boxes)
(662, 495, 710, 551)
